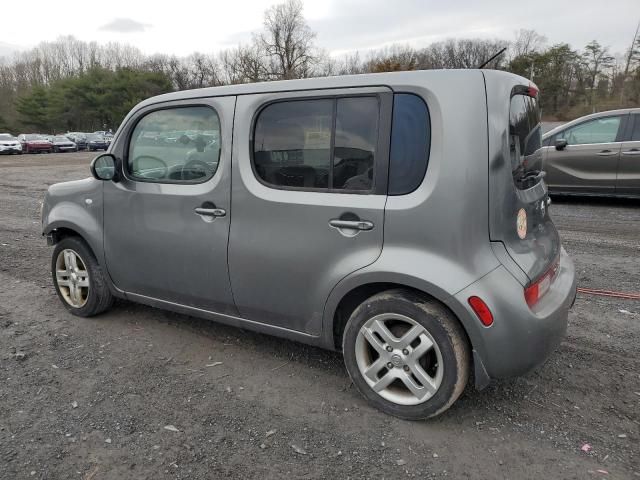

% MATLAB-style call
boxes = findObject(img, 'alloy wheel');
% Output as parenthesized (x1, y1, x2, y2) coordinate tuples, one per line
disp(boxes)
(355, 313, 444, 406)
(55, 249, 90, 308)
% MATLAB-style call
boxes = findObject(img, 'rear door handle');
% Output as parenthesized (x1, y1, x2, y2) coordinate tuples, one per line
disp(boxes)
(622, 149, 640, 155)
(194, 207, 226, 217)
(329, 219, 374, 231)
(597, 150, 617, 156)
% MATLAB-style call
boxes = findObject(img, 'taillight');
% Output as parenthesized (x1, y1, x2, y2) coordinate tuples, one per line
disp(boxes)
(524, 255, 560, 308)
(527, 85, 539, 98)
(468, 296, 494, 327)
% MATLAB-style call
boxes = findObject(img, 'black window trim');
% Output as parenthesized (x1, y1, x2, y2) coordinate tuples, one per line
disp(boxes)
(250, 92, 392, 195)
(121, 103, 222, 185)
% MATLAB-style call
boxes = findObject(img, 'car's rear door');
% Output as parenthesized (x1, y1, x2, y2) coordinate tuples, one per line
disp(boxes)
(544, 114, 625, 194)
(103, 97, 237, 314)
(617, 112, 640, 196)
(229, 88, 392, 335)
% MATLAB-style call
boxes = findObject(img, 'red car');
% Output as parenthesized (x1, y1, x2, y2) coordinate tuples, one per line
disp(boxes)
(18, 134, 53, 153)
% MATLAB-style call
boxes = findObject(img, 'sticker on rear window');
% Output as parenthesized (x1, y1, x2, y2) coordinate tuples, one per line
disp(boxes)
(517, 208, 527, 239)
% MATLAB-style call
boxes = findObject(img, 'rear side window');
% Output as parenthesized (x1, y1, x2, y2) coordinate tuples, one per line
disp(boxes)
(632, 115, 640, 141)
(509, 94, 542, 190)
(388, 94, 431, 195)
(128, 106, 221, 183)
(253, 96, 379, 192)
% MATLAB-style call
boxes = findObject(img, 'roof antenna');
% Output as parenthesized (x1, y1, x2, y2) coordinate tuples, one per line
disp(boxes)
(478, 47, 507, 69)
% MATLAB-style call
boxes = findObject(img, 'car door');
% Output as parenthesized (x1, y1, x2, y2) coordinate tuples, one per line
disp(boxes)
(617, 113, 640, 196)
(229, 88, 392, 335)
(544, 114, 625, 194)
(103, 97, 238, 315)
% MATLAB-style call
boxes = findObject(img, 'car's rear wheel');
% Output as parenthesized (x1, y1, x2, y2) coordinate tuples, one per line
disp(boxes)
(51, 236, 113, 317)
(342, 289, 470, 420)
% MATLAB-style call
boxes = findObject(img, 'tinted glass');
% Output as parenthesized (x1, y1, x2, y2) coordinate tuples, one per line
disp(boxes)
(333, 97, 378, 190)
(509, 94, 542, 190)
(388, 94, 431, 195)
(129, 107, 221, 183)
(562, 116, 621, 145)
(630, 114, 640, 141)
(254, 99, 332, 189)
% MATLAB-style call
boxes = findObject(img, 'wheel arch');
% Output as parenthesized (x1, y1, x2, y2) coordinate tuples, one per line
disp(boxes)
(43, 219, 103, 266)
(323, 273, 490, 389)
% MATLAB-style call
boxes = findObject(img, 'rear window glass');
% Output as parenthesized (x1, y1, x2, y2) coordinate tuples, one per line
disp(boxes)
(509, 94, 542, 190)
(632, 115, 640, 141)
(389, 94, 431, 195)
(253, 96, 380, 192)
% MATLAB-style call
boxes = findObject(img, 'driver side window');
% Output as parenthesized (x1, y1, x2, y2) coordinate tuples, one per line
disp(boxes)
(128, 106, 221, 183)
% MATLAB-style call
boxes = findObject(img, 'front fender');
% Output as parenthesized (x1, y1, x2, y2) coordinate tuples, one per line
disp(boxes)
(42, 178, 104, 264)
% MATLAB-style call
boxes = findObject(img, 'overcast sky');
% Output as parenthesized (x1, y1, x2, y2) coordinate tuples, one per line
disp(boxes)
(1, 0, 638, 59)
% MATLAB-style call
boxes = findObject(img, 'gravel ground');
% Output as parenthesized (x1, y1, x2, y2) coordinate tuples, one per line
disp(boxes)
(1, 152, 639, 480)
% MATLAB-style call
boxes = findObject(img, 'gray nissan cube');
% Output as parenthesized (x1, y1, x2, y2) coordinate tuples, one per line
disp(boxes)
(42, 70, 577, 419)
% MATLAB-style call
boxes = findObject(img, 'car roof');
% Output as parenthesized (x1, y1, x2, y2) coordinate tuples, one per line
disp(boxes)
(135, 69, 529, 110)
(543, 107, 640, 139)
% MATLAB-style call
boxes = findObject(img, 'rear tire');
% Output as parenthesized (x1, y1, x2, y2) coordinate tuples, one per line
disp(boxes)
(51, 236, 113, 317)
(342, 289, 470, 420)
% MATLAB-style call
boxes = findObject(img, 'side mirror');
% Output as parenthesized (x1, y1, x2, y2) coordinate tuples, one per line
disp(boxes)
(554, 138, 568, 151)
(90, 153, 117, 181)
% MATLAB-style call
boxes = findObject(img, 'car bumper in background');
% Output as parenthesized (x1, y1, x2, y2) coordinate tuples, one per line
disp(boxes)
(453, 247, 576, 385)
(0, 146, 22, 153)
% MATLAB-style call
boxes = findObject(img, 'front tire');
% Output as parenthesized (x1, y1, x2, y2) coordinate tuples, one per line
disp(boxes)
(51, 236, 113, 317)
(342, 289, 470, 420)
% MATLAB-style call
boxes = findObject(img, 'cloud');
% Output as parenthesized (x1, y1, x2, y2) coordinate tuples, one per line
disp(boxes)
(99, 18, 151, 33)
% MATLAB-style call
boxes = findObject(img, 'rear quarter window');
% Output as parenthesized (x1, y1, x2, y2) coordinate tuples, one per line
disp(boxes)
(388, 94, 431, 195)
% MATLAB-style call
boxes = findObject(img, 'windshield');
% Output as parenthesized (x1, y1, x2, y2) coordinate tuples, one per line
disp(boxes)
(87, 135, 104, 141)
(0, 134, 15, 141)
(25, 134, 44, 141)
(54, 136, 70, 141)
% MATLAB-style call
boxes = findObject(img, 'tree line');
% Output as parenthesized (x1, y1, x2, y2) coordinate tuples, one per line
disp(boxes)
(1, 0, 638, 134)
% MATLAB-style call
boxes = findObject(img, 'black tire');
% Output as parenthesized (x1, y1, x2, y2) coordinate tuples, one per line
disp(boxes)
(51, 236, 113, 317)
(342, 289, 471, 420)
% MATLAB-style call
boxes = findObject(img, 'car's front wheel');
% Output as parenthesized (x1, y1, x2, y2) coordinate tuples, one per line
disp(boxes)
(51, 236, 113, 317)
(342, 289, 470, 420)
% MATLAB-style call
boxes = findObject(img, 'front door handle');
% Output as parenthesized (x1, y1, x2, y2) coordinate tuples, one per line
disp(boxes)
(194, 207, 226, 217)
(597, 150, 617, 156)
(329, 219, 374, 231)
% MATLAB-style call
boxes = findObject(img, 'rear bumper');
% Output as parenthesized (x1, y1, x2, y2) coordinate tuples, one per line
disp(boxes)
(453, 247, 576, 384)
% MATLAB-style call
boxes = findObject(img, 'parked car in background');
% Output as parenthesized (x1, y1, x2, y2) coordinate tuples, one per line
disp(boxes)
(42, 70, 577, 419)
(66, 132, 88, 150)
(51, 135, 78, 153)
(18, 134, 53, 154)
(0, 133, 23, 154)
(542, 108, 640, 198)
(93, 131, 114, 145)
(86, 134, 108, 151)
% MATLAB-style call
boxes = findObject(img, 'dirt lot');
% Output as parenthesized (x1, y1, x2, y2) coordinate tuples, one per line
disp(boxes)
(1, 152, 639, 480)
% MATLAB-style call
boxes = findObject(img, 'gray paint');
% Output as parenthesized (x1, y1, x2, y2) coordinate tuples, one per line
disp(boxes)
(42, 69, 577, 388)
(542, 108, 640, 197)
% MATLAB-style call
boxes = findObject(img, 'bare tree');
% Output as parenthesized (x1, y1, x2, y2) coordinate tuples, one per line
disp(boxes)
(257, 0, 318, 79)
(582, 40, 615, 108)
(511, 29, 547, 59)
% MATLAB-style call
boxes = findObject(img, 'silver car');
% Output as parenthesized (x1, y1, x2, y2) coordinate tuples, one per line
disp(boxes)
(42, 70, 577, 419)
(542, 108, 640, 197)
